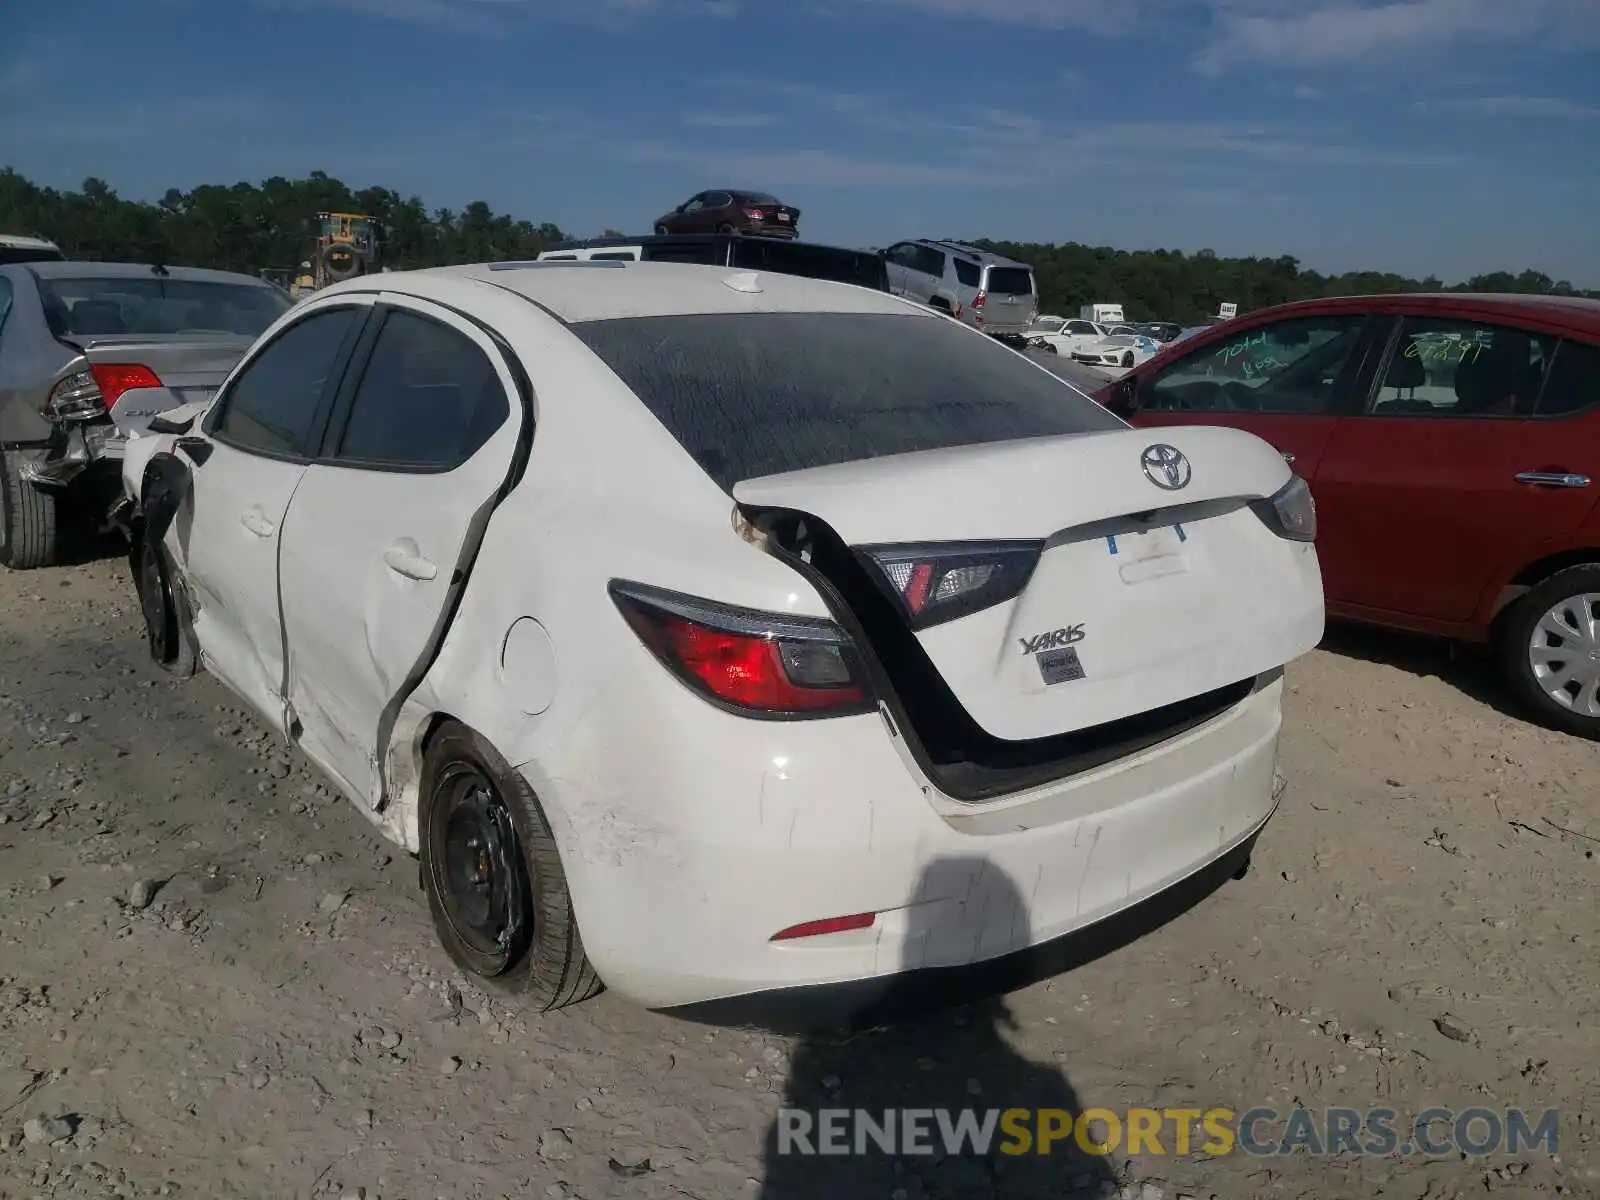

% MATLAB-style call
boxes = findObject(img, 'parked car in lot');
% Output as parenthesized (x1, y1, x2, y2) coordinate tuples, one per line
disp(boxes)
(537, 233, 888, 292)
(117, 259, 1323, 1016)
(879, 240, 1038, 341)
(653, 190, 799, 239)
(0, 234, 64, 265)
(1071, 332, 1161, 370)
(1096, 292, 1600, 737)
(1028, 316, 1111, 357)
(0, 261, 291, 568)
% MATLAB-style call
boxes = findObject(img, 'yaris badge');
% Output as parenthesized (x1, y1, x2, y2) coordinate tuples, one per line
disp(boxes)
(1140, 443, 1191, 491)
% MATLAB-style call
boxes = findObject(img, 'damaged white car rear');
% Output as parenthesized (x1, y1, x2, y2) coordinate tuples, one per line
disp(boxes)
(118, 261, 1324, 1021)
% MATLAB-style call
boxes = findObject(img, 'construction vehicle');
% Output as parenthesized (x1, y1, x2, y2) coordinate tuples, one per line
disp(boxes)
(292, 211, 386, 295)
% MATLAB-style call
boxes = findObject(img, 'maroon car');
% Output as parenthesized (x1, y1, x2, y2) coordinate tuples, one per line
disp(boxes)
(1094, 292, 1600, 737)
(653, 190, 800, 239)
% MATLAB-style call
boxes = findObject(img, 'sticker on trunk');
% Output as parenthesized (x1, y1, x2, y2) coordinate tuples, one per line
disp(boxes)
(1036, 646, 1086, 686)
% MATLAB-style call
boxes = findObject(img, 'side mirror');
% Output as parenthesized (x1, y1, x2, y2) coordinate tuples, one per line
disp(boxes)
(1106, 377, 1138, 417)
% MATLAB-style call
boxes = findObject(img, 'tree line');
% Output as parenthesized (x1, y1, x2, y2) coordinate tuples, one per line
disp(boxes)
(3, 168, 1592, 322)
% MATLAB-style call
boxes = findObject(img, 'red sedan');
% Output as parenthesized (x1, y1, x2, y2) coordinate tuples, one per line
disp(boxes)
(1095, 292, 1600, 737)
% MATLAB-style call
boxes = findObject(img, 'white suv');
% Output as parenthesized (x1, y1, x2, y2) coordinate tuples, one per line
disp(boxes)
(880, 240, 1038, 340)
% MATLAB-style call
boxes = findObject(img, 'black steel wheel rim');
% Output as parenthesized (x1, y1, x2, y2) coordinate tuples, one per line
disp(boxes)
(139, 538, 170, 659)
(431, 764, 528, 965)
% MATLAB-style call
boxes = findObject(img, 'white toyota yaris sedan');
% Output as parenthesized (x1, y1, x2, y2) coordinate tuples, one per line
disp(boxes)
(114, 260, 1324, 1018)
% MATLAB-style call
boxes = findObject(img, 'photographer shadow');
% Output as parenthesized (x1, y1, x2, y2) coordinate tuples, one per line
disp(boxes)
(757, 856, 1124, 1200)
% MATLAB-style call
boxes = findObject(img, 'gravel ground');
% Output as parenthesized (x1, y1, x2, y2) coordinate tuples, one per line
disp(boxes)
(0, 551, 1596, 1200)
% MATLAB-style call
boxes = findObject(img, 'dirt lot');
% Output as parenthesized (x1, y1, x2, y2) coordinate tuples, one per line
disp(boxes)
(0, 551, 1595, 1200)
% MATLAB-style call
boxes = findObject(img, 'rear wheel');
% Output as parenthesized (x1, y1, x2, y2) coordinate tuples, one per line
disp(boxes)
(420, 723, 601, 1010)
(0, 450, 59, 570)
(717, 222, 737, 234)
(1498, 564, 1600, 739)
(1121, 351, 1135, 368)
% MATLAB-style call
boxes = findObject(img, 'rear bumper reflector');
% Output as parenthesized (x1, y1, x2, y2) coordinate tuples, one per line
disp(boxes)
(771, 912, 877, 941)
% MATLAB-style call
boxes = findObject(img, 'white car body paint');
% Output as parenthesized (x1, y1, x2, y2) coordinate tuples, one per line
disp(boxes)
(120, 260, 1325, 1010)
(1032, 320, 1112, 357)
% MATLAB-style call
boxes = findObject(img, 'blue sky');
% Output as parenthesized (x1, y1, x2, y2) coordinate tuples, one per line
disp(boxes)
(3, 0, 1598, 282)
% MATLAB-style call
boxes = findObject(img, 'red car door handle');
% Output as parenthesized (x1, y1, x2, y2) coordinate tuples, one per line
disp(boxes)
(1515, 471, 1591, 489)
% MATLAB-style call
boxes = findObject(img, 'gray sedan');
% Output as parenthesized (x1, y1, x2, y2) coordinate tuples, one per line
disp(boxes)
(0, 261, 291, 568)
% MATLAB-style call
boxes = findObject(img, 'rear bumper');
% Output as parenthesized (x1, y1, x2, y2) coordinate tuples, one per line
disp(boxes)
(662, 817, 1263, 1030)
(12, 423, 124, 487)
(528, 669, 1287, 1014)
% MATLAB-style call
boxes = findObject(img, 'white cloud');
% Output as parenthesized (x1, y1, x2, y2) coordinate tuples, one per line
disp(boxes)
(1195, 0, 1599, 73)
(853, 0, 1153, 27)
(684, 112, 780, 128)
(1419, 95, 1600, 118)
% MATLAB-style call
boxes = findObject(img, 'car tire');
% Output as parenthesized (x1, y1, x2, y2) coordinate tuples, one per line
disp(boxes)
(1498, 564, 1600, 739)
(1122, 352, 1135, 368)
(717, 223, 736, 234)
(0, 450, 59, 570)
(131, 529, 199, 677)
(420, 721, 602, 1011)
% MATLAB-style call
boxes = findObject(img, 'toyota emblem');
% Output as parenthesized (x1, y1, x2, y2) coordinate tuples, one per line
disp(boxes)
(1140, 443, 1191, 490)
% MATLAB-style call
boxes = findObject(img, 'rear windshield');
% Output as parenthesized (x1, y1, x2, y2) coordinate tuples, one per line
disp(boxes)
(984, 266, 1034, 296)
(572, 311, 1122, 489)
(37, 275, 291, 337)
(738, 193, 783, 207)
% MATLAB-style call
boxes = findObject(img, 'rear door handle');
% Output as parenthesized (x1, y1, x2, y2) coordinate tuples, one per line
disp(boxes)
(383, 540, 438, 581)
(240, 509, 275, 538)
(1515, 471, 1591, 488)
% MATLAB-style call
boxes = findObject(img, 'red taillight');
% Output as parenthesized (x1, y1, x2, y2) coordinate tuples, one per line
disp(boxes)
(745, 209, 765, 219)
(610, 582, 873, 717)
(772, 912, 877, 941)
(972, 291, 987, 309)
(91, 363, 162, 407)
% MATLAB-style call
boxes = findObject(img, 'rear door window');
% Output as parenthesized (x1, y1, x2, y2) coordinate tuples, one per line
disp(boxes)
(1536, 339, 1600, 417)
(913, 246, 946, 278)
(985, 267, 1034, 295)
(572, 311, 1122, 489)
(1367, 316, 1555, 417)
(332, 309, 510, 470)
(953, 258, 981, 288)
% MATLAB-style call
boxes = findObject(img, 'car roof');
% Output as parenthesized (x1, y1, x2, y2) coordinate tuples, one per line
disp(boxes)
(916, 240, 1031, 269)
(381, 260, 927, 323)
(1226, 291, 1600, 333)
(24, 261, 276, 286)
(0, 233, 59, 250)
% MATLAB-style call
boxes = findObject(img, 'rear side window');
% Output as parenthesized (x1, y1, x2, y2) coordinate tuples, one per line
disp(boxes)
(1369, 316, 1555, 417)
(730, 241, 888, 291)
(641, 242, 724, 265)
(36, 275, 289, 337)
(953, 258, 981, 288)
(211, 307, 360, 457)
(334, 309, 509, 469)
(572, 311, 1123, 489)
(985, 267, 1034, 296)
(1537, 339, 1600, 417)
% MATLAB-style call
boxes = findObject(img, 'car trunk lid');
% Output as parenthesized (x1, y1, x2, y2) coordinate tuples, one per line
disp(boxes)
(64, 333, 253, 408)
(734, 424, 1323, 742)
